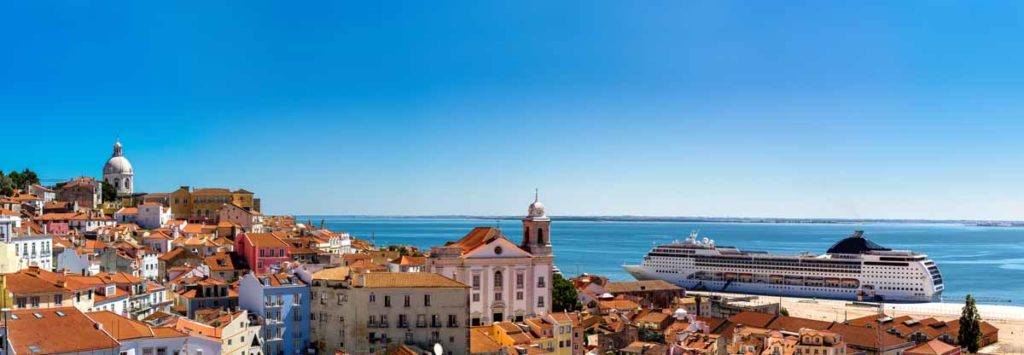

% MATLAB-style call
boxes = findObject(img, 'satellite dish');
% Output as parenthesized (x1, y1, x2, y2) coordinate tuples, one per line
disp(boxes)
(433, 343, 443, 355)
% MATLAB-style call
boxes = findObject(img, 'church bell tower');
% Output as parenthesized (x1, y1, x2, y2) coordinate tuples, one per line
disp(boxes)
(521, 190, 552, 257)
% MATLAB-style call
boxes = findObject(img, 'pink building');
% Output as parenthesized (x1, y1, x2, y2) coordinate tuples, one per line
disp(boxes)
(234, 232, 290, 273)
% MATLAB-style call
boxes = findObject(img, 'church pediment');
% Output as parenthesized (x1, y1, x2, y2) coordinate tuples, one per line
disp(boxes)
(463, 237, 532, 258)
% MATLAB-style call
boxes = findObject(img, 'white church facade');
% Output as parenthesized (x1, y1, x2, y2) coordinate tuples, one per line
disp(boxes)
(428, 194, 554, 325)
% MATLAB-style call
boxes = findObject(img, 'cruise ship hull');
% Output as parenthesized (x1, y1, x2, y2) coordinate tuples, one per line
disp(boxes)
(623, 231, 945, 304)
(624, 264, 939, 303)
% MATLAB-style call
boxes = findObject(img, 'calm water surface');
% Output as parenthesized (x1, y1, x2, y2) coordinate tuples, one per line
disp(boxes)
(298, 216, 1024, 305)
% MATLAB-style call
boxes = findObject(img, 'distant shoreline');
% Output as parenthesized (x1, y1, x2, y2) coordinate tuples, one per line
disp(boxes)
(292, 215, 1024, 227)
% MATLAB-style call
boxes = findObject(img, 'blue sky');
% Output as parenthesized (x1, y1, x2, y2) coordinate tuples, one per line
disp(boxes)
(2, 1, 1024, 219)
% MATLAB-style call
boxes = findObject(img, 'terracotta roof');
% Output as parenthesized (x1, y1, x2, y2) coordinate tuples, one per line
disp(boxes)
(828, 322, 911, 350)
(253, 273, 306, 287)
(470, 326, 505, 353)
(116, 207, 138, 214)
(906, 338, 959, 355)
(599, 299, 640, 311)
(205, 252, 239, 271)
(86, 311, 155, 340)
(348, 259, 388, 272)
(358, 272, 468, 288)
(445, 227, 504, 254)
(36, 212, 79, 221)
(98, 272, 143, 285)
(192, 188, 232, 195)
(244, 232, 290, 248)
(767, 315, 833, 332)
(3, 272, 66, 294)
(312, 266, 352, 281)
(152, 326, 188, 338)
(391, 255, 426, 266)
(0, 208, 16, 216)
(7, 307, 119, 354)
(728, 311, 777, 329)
(604, 280, 682, 293)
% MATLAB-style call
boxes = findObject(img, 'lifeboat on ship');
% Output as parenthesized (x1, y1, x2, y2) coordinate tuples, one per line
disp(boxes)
(739, 273, 753, 282)
(724, 273, 737, 281)
(770, 275, 784, 284)
(841, 279, 860, 288)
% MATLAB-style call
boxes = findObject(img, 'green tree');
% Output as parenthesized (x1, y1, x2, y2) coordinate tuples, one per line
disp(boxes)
(638, 327, 664, 342)
(101, 181, 118, 202)
(18, 169, 39, 186)
(779, 307, 790, 317)
(552, 273, 581, 312)
(959, 294, 982, 353)
(0, 171, 13, 196)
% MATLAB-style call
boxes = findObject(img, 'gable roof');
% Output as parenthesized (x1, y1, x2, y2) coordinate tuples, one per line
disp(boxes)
(7, 307, 119, 354)
(906, 338, 959, 355)
(86, 311, 155, 340)
(445, 227, 504, 254)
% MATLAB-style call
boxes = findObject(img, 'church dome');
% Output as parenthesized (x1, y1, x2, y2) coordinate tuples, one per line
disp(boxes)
(103, 140, 133, 175)
(528, 200, 545, 218)
(104, 156, 133, 174)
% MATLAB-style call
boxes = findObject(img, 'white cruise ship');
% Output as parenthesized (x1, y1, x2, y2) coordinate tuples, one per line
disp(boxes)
(624, 231, 943, 302)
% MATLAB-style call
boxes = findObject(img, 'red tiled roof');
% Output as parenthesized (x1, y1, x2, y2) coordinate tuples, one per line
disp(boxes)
(7, 307, 119, 354)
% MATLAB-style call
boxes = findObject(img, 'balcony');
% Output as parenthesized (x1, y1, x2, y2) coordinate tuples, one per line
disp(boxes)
(398, 321, 409, 328)
(431, 321, 442, 328)
(416, 321, 427, 328)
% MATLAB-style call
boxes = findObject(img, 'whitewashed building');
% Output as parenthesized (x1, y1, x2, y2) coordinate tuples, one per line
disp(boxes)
(137, 202, 172, 229)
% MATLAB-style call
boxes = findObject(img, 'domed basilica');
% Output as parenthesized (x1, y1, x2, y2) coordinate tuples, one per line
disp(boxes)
(102, 139, 134, 196)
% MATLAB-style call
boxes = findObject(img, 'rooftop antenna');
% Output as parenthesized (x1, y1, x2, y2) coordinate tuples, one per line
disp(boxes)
(534, 188, 539, 202)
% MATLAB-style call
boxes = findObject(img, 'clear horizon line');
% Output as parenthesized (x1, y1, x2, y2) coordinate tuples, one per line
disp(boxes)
(284, 214, 1023, 224)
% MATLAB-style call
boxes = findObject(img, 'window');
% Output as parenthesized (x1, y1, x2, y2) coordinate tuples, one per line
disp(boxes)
(448, 315, 458, 328)
(472, 274, 480, 289)
(538, 276, 546, 288)
(516, 291, 524, 300)
(472, 293, 480, 302)
(494, 271, 503, 288)
(30, 297, 40, 308)
(424, 294, 431, 306)
(369, 293, 376, 303)
(384, 295, 391, 307)
(537, 296, 545, 308)
(516, 273, 524, 289)
(16, 297, 26, 308)
(494, 292, 502, 301)
(431, 314, 441, 327)
(404, 295, 411, 307)
(54, 294, 63, 304)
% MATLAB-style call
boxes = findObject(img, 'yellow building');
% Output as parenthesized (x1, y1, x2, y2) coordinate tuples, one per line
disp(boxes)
(166, 186, 257, 221)
(0, 269, 75, 310)
(0, 242, 19, 273)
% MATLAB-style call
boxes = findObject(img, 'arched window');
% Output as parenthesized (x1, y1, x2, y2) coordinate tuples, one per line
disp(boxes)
(124, 178, 130, 189)
(537, 228, 544, 244)
(494, 270, 503, 288)
(113, 178, 120, 188)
